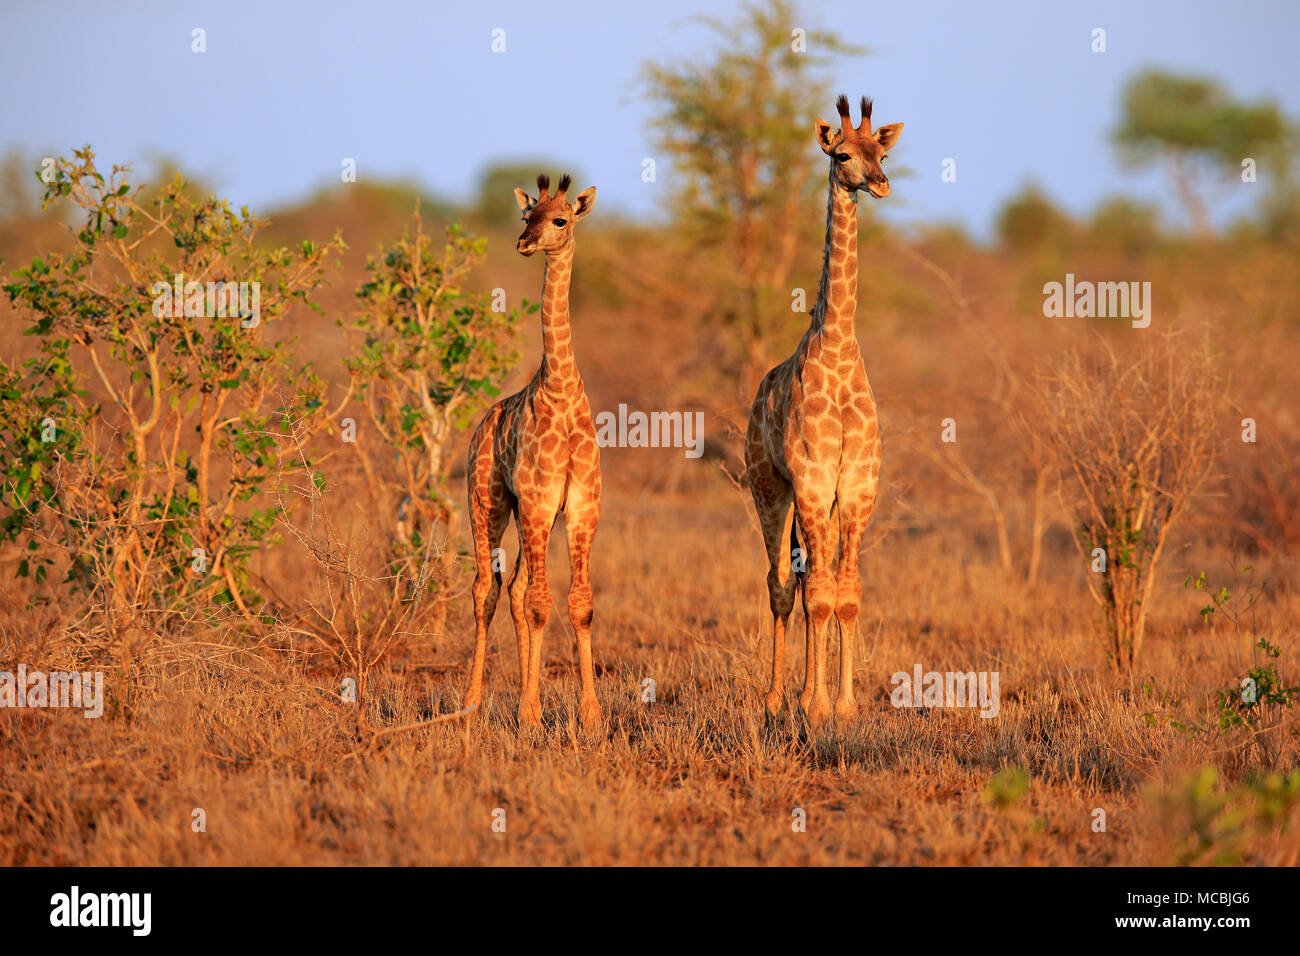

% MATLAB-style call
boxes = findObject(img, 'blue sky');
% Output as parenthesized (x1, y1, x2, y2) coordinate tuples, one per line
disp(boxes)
(3, 0, 1297, 239)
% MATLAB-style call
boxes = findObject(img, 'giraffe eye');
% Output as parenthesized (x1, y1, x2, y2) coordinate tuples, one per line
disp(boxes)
(553, 218, 567, 227)
(834, 153, 850, 163)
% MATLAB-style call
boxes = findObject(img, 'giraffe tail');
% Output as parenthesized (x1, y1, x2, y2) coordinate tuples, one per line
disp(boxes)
(789, 511, 805, 582)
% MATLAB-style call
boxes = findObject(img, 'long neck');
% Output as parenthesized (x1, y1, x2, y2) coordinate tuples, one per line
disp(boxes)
(810, 168, 860, 351)
(539, 244, 579, 392)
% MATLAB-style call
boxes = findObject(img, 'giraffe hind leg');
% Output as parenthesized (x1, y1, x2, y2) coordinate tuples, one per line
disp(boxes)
(464, 473, 513, 716)
(748, 459, 797, 722)
(516, 495, 561, 729)
(506, 507, 529, 685)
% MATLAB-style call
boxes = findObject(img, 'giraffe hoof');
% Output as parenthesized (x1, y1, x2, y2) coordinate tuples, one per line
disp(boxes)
(578, 697, 602, 731)
(802, 698, 832, 730)
(834, 697, 857, 722)
(517, 697, 542, 728)
(764, 690, 787, 721)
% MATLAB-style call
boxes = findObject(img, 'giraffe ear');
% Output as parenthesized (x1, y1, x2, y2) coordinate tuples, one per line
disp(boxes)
(514, 188, 536, 215)
(815, 118, 836, 154)
(873, 122, 903, 152)
(572, 186, 596, 221)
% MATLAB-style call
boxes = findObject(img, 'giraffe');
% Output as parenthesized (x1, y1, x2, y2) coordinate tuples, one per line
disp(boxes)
(744, 94, 903, 728)
(462, 174, 602, 731)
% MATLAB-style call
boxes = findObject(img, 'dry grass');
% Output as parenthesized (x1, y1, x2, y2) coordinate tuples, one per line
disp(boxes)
(2, 473, 1297, 866)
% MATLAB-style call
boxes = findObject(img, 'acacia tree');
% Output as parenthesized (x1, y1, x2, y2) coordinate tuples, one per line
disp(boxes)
(642, 0, 864, 394)
(1, 148, 345, 631)
(1035, 338, 1219, 671)
(1115, 70, 1288, 239)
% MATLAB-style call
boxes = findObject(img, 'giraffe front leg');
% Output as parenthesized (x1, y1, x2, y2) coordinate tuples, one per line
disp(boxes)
(565, 428, 603, 732)
(798, 575, 816, 718)
(833, 524, 866, 723)
(795, 500, 835, 729)
(798, 607, 834, 729)
(804, 579, 834, 729)
(516, 503, 557, 730)
(565, 497, 601, 732)
(834, 473, 878, 723)
(833, 621, 857, 721)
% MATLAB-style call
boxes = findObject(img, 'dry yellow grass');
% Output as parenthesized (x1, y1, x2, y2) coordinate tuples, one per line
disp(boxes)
(2, 472, 1296, 866)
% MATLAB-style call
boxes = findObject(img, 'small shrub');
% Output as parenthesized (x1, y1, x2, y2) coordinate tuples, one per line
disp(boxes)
(1152, 766, 1300, 865)
(1186, 562, 1299, 766)
(1034, 336, 1219, 670)
(1, 148, 344, 638)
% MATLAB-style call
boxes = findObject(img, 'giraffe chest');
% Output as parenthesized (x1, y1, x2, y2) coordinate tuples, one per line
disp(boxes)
(771, 355, 879, 477)
(500, 387, 597, 491)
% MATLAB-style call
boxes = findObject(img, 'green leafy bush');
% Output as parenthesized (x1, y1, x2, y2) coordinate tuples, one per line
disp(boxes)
(1, 147, 344, 631)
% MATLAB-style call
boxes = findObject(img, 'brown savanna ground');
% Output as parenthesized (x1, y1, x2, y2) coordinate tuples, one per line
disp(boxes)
(1, 180, 1298, 866)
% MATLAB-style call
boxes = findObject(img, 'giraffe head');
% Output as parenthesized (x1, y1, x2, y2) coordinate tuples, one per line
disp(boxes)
(815, 94, 903, 199)
(514, 174, 596, 256)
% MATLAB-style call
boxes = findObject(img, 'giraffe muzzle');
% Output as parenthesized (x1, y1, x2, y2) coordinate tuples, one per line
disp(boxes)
(516, 239, 538, 256)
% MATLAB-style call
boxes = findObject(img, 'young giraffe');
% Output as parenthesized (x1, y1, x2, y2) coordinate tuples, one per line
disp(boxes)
(463, 174, 602, 731)
(744, 95, 902, 728)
